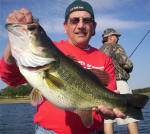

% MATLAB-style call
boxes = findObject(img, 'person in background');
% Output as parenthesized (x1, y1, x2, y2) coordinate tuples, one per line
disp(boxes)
(0, 0, 126, 134)
(100, 28, 139, 134)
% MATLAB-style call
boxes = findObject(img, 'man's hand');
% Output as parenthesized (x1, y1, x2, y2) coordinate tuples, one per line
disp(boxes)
(93, 106, 126, 120)
(93, 90, 126, 120)
(6, 8, 33, 24)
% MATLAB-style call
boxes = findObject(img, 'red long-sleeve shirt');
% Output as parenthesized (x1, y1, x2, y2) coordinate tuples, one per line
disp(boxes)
(0, 40, 117, 134)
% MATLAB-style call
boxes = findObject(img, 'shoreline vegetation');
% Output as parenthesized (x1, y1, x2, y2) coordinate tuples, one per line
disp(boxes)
(0, 85, 150, 104)
(0, 92, 150, 104)
(0, 97, 30, 104)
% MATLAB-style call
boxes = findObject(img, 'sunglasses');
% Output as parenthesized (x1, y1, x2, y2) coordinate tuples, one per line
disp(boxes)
(69, 17, 94, 25)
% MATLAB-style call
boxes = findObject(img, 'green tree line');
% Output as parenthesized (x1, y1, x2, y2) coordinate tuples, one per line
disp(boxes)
(0, 85, 149, 98)
(0, 84, 32, 98)
(132, 87, 150, 94)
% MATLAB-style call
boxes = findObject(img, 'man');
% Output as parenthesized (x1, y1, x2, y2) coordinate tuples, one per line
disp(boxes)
(0, 1, 125, 134)
(100, 28, 139, 134)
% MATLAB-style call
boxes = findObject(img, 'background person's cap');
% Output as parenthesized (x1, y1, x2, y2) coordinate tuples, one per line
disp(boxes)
(65, 0, 94, 21)
(102, 28, 121, 38)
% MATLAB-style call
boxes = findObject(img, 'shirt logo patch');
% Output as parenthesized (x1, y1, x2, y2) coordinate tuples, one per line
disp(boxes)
(78, 60, 104, 70)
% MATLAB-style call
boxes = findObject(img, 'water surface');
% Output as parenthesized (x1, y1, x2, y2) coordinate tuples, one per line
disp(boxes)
(0, 97, 149, 134)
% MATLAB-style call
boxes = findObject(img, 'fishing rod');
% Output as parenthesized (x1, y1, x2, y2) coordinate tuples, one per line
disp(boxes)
(129, 30, 150, 58)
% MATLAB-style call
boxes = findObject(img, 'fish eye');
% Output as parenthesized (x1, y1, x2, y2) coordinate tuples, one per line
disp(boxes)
(28, 25, 37, 31)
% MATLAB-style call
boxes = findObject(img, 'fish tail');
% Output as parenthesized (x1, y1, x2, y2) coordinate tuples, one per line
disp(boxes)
(124, 94, 149, 120)
(126, 94, 149, 108)
(30, 88, 43, 106)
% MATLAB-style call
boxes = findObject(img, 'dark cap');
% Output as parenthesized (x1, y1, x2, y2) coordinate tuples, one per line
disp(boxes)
(65, 0, 94, 21)
(102, 28, 121, 38)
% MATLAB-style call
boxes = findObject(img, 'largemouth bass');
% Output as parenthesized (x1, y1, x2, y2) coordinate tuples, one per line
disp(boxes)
(5, 22, 149, 127)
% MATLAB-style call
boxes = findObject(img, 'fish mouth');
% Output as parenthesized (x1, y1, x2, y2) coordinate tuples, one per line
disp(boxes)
(5, 22, 39, 31)
(6, 23, 24, 30)
(5, 23, 29, 37)
(5, 23, 16, 30)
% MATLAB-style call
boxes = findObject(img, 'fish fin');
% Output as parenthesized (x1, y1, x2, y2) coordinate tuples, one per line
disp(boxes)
(124, 106, 144, 120)
(123, 93, 149, 120)
(127, 94, 149, 108)
(30, 88, 43, 106)
(74, 110, 93, 128)
(44, 72, 64, 89)
(90, 69, 110, 86)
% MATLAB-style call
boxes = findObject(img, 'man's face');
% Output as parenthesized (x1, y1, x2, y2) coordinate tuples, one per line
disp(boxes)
(64, 11, 96, 49)
(108, 35, 119, 44)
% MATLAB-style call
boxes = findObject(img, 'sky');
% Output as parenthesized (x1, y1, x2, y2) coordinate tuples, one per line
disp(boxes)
(0, 0, 150, 90)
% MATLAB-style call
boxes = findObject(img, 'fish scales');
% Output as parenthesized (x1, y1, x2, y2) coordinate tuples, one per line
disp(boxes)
(48, 52, 121, 109)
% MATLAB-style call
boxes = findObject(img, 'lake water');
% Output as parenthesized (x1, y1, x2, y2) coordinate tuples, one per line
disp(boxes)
(0, 103, 36, 134)
(0, 97, 150, 134)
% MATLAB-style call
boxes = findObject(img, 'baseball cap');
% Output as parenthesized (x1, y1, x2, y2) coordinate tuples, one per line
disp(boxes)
(102, 28, 121, 38)
(65, 0, 94, 21)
